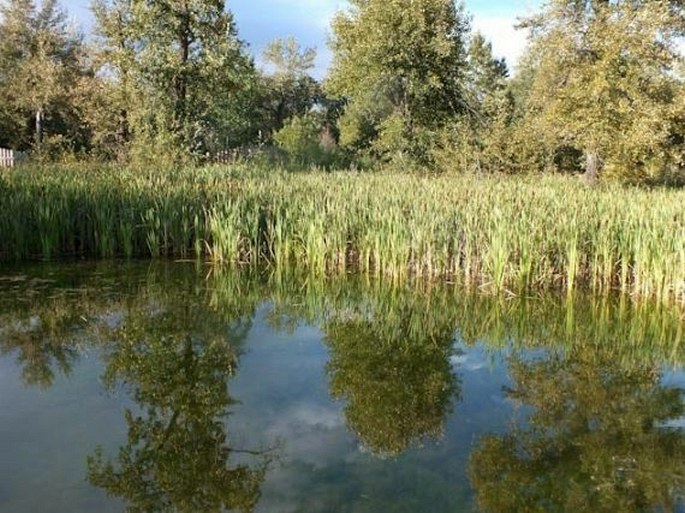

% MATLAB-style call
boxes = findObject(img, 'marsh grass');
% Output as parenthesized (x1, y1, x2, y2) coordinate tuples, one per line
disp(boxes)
(1, 164, 684, 305)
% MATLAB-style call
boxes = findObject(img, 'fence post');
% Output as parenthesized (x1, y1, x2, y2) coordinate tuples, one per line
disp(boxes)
(0, 148, 25, 168)
(1, 148, 11, 167)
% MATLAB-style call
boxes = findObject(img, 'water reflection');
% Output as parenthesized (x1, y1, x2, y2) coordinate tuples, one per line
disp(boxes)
(0, 284, 93, 387)
(324, 298, 460, 456)
(85, 270, 272, 513)
(0, 262, 683, 512)
(469, 347, 685, 513)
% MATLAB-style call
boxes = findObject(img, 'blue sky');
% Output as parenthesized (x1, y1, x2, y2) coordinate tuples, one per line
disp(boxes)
(64, 1, 542, 76)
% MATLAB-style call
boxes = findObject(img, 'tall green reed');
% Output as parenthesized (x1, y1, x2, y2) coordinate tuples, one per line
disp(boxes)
(1, 164, 684, 306)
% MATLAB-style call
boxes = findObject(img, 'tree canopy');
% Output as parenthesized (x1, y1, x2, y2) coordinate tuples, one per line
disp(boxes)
(91, 0, 257, 159)
(0, 0, 683, 180)
(0, 0, 85, 151)
(519, 0, 685, 180)
(326, 0, 471, 163)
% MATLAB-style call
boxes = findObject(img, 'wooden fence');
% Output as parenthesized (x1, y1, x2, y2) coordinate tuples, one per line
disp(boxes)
(0, 148, 27, 168)
(210, 145, 286, 165)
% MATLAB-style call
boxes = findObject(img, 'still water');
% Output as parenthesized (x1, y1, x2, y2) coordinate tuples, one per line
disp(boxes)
(0, 261, 683, 513)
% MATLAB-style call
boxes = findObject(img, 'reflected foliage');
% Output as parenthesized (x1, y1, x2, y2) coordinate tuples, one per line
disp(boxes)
(0, 305, 81, 387)
(470, 347, 685, 513)
(0, 277, 102, 387)
(0, 262, 683, 512)
(453, 295, 685, 366)
(324, 290, 461, 457)
(2, 265, 683, 391)
(86, 270, 269, 513)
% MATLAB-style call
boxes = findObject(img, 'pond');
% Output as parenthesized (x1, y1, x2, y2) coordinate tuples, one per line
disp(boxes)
(0, 261, 684, 513)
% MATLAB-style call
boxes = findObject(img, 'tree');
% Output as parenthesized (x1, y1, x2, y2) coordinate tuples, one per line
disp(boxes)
(465, 32, 508, 110)
(0, 0, 85, 151)
(92, 0, 258, 159)
(90, 0, 136, 157)
(262, 35, 316, 78)
(260, 36, 320, 135)
(431, 32, 518, 173)
(0, 0, 33, 148)
(326, 0, 471, 164)
(520, 0, 685, 181)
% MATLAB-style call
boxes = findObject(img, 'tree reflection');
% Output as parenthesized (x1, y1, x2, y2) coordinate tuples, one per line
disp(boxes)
(0, 289, 93, 387)
(469, 347, 685, 513)
(324, 299, 461, 457)
(2, 263, 684, 511)
(87, 282, 272, 513)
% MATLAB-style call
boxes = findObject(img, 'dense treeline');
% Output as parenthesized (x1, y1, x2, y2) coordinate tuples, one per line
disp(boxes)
(0, 0, 683, 181)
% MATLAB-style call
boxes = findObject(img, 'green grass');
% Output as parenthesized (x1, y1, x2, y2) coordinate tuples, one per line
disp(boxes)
(1, 163, 684, 305)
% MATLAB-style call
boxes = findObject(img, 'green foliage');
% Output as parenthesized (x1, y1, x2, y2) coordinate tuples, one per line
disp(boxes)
(1, 0, 684, 177)
(519, 0, 685, 180)
(431, 32, 561, 175)
(262, 36, 316, 77)
(0, 0, 87, 151)
(258, 37, 321, 136)
(274, 114, 326, 167)
(371, 112, 419, 167)
(326, 0, 471, 164)
(91, 0, 258, 161)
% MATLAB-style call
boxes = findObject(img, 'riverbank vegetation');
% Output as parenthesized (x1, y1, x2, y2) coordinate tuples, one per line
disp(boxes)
(0, 0, 683, 182)
(1, 0, 684, 304)
(2, 165, 684, 304)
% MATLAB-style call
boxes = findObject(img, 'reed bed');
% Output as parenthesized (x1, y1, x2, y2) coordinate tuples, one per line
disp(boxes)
(1, 164, 684, 305)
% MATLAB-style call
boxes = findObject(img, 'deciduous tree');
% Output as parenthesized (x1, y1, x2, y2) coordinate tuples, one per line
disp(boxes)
(520, 0, 685, 181)
(92, 0, 258, 159)
(260, 36, 320, 135)
(326, 0, 471, 164)
(0, 0, 85, 151)
(432, 32, 517, 173)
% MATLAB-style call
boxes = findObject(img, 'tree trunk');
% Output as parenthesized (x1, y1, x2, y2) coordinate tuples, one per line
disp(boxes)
(175, 1, 190, 125)
(584, 148, 599, 182)
(35, 108, 44, 148)
(117, 36, 130, 146)
(118, 107, 129, 144)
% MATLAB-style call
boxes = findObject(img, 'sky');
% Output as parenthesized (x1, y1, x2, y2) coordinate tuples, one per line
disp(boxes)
(64, 0, 543, 77)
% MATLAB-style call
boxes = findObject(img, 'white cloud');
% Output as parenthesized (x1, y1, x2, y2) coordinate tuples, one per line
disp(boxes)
(471, 16, 530, 71)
